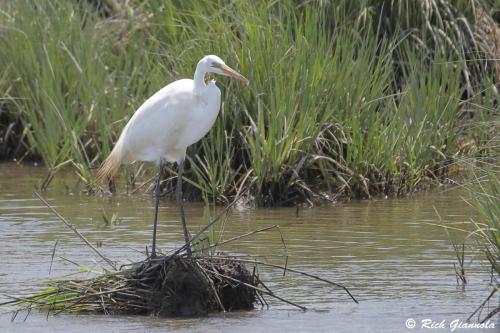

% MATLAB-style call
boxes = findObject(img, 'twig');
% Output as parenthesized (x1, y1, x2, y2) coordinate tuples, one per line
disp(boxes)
(41, 288, 131, 307)
(196, 262, 226, 312)
(169, 186, 251, 257)
(22, 307, 31, 322)
(52, 297, 85, 316)
(34, 191, 117, 270)
(204, 267, 307, 311)
(215, 257, 358, 304)
(257, 278, 274, 296)
(467, 287, 498, 322)
(283, 255, 289, 277)
(251, 266, 265, 308)
(208, 224, 288, 254)
(40, 170, 55, 191)
(258, 291, 269, 309)
(1, 294, 56, 306)
(58, 256, 81, 267)
(10, 309, 18, 322)
(480, 306, 500, 324)
(49, 240, 58, 275)
(212, 225, 280, 248)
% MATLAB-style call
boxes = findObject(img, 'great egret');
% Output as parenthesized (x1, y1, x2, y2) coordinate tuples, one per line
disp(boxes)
(97, 55, 248, 257)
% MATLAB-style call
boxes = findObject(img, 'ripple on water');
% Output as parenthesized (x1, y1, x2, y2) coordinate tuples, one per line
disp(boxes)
(0, 163, 492, 333)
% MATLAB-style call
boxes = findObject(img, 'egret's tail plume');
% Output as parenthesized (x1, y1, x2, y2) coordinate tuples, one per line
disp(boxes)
(96, 149, 121, 183)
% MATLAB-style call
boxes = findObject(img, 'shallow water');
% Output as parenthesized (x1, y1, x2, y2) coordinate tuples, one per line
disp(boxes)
(0, 163, 496, 332)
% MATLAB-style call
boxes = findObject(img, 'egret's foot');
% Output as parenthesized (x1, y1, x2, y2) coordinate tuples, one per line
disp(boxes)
(146, 248, 158, 261)
(146, 254, 162, 263)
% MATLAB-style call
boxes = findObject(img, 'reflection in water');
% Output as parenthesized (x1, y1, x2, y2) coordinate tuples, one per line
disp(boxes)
(0, 163, 492, 332)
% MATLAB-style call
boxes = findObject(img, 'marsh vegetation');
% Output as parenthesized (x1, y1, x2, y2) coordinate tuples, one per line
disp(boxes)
(0, 0, 498, 205)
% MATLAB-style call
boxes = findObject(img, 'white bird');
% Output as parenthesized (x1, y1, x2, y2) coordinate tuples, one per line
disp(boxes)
(97, 55, 248, 257)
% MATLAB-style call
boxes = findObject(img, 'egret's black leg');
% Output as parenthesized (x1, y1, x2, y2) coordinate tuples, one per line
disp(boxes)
(151, 159, 163, 258)
(176, 159, 192, 257)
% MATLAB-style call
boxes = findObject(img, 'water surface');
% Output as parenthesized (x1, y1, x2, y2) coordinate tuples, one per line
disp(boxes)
(0, 163, 494, 332)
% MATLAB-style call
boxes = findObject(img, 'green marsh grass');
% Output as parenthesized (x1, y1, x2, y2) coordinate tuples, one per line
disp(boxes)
(444, 166, 500, 322)
(468, 169, 500, 276)
(0, 0, 497, 204)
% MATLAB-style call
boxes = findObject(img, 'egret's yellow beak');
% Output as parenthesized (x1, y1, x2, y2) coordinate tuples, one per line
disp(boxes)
(221, 64, 249, 85)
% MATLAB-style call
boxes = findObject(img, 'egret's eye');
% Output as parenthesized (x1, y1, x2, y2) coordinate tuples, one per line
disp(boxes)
(211, 62, 221, 68)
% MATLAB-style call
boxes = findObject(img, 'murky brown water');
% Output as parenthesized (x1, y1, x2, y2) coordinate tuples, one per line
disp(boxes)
(0, 163, 495, 332)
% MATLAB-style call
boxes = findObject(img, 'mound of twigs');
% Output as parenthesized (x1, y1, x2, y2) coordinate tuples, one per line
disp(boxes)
(3, 252, 361, 318)
(5, 255, 259, 317)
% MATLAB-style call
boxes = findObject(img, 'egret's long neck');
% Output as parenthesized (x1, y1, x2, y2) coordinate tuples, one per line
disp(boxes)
(193, 66, 207, 93)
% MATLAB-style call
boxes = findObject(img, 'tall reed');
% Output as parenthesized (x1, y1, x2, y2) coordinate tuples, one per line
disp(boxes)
(0, 0, 497, 203)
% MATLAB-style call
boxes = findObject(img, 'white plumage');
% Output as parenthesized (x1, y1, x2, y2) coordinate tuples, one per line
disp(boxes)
(98, 55, 247, 179)
(97, 54, 248, 258)
(113, 78, 220, 164)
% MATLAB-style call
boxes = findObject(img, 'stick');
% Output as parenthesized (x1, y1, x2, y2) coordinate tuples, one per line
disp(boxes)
(467, 287, 497, 322)
(34, 191, 117, 270)
(41, 288, 131, 306)
(169, 186, 251, 257)
(214, 257, 358, 304)
(196, 262, 226, 312)
(480, 306, 500, 324)
(1, 294, 56, 306)
(52, 297, 85, 316)
(257, 277, 274, 295)
(203, 224, 289, 272)
(204, 267, 307, 311)
(49, 240, 58, 275)
(212, 225, 280, 248)
(251, 266, 266, 309)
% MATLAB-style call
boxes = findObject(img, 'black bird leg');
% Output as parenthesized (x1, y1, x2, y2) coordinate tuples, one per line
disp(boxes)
(176, 159, 192, 257)
(151, 158, 163, 258)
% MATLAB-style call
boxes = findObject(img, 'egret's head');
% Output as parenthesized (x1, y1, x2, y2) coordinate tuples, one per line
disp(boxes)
(198, 55, 249, 84)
